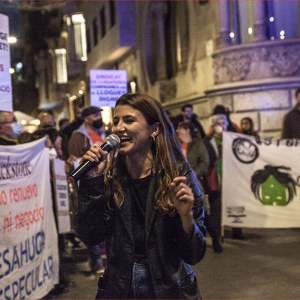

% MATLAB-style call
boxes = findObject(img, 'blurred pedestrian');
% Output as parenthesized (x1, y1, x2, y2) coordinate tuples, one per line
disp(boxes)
(68, 105, 107, 274)
(241, 117, 258, 137)
(176, 121, 209, 185)
(68, 106, 106, 158)
(62, 102, 85, 139)
(175, 104, 206, 139)
(59, 118, 70, 131)
(207, 105, 241, 134)
(18, 131, 32, 144)
(38, 111, 56, 128)
(230, 116, 260, 240)
(282, 88, 300, 139)
(59, 118, 70, 160)
(31, 127, 70, 294)
(0, 110, 22, 145)
(203, 114, 229, 253)
(31, 126, 61, 159)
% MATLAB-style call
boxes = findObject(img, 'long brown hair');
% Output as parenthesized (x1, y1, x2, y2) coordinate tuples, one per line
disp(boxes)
(104, 93, 185, 214)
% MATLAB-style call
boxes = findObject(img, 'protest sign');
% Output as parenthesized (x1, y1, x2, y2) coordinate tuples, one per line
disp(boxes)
(222, 132, 300, 228)
(90, 69, 127, 108)
(0, 138, 59, 299)
(0, 14, 13, 111)
(52, 158, 71, 234)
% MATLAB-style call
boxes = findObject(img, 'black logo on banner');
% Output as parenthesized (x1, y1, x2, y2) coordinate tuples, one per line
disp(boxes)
(232, 138, 259, 163)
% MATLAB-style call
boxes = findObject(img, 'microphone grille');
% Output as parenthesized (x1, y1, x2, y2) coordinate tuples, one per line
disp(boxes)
(104, 134, 120, 149)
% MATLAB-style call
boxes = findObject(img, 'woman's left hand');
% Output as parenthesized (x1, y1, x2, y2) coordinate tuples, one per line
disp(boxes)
(169, 176, 194, 218)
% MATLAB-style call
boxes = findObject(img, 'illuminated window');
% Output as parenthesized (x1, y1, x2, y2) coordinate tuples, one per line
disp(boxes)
(71, 14, 87, 61)
(55, 49, 68, 84)
(230, 1, 254, 44)
(266, 1, 298, 40)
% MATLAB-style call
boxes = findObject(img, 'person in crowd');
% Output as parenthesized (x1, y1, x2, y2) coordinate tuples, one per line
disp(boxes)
(68, 105, 107, 274)
(240, 117, 258, 137)
(31, 127, 70, 295)
(229, 116, 259, 240)
(38, 111, 56, 128)
(176, 121, 209, 186)
(48, 126, 63, 158)
(18, 131, 32, 144)
(57, 117, 81, 247)
(175, 104, 206, 139)
(31, 126, 62, 159)
(76, 93, 206, 299)
(59, 118, 70, 131)
(204, 114, 246, 247)
(207, 105, 241, 134)
(0, 110, 22, 145)
(282, 88, 300, 139)
(202, 114, 228, 253)
(59, 118, 70, 160)
(62, 102, 85, 139)
(68, 106, 106, 158)
(224, 106, 241, 133)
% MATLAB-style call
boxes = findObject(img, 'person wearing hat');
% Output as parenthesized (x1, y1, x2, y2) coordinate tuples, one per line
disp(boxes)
(68, 105, 107, 274)
(68, 106, 105, 159)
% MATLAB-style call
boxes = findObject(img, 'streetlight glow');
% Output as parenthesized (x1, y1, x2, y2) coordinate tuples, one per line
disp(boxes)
(8, 36, 17, 44)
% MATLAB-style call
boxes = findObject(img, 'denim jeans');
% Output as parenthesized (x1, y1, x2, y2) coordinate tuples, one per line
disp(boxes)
(88, 245, 101, 264)
(128, 260, 156, 299)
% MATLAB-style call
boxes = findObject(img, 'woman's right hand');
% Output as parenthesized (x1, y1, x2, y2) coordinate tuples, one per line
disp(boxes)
(80, 144, 109, 177)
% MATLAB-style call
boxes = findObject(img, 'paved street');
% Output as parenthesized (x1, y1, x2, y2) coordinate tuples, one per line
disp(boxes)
(49, 227, 300, 299)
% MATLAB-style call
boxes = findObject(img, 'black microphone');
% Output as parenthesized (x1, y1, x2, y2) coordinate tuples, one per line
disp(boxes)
(68, 134, 120, 183)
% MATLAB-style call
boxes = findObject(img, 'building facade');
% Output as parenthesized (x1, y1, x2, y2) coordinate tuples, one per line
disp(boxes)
(11, 0, 299, 136)
(80, 0, 300, 137)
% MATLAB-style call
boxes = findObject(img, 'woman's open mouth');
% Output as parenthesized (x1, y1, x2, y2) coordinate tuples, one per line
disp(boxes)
(119, 136, 132, 145)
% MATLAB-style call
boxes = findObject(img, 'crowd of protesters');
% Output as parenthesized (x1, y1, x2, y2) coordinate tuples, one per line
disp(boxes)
(2, 88, 295, 298)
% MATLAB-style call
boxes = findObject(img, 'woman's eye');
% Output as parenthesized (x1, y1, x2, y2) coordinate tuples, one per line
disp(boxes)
(125, 120, 133, 124)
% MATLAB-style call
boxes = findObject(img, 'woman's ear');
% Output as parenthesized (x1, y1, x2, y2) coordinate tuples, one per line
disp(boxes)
(151, 122, 160, 138)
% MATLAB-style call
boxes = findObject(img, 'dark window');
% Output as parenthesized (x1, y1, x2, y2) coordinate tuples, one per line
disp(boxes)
(165, 2, 189, 76)
(229, 1, 241, 44)
(145, 2, 189, 85)
(109, 1, 116, 28)
(93, 18, 98, 46)
(165, 3, 177, 79)
(100, 7, 106, 38)
(45, 69, 49, 99)
(86, 27, 91, 53)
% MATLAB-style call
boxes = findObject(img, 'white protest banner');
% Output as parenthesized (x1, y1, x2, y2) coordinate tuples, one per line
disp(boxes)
(0, 14, 13, 111)
(52, 158, 71, 234)
(222, 132, 300, 228)
(90, 69, 127, 108)
(0, 138, 59, 299)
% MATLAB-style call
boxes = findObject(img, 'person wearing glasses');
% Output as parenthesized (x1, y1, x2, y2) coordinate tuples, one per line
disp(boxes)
(0, 110, 22, 145)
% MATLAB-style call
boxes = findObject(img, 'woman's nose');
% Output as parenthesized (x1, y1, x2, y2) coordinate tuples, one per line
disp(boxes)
(114, 121, 125, 132)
